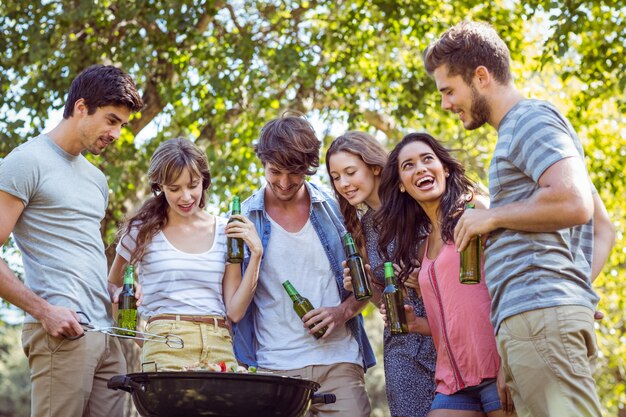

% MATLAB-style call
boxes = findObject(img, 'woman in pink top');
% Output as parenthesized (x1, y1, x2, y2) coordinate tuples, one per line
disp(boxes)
(376, 133, 515, 416)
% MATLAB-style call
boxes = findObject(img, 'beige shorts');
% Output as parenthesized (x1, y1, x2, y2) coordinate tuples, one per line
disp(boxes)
(496, 305, 602, 417)
(141, 315, 237, 371)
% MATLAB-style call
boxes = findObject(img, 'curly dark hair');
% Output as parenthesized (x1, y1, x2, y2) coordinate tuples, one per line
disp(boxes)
(375, 132, 477, 280)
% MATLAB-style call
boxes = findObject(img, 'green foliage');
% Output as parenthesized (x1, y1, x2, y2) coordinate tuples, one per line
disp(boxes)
(363, 304, 390, 417)
(522, 1, 626, 109)
(1, 1, 625, 415)
(584, 97, 626, 411)
(0, 326, 30, 417)
(0, 237, 23, 312)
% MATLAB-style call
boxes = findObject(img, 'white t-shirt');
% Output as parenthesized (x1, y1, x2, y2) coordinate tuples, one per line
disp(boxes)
(116, 216, 230, 318)
(254, 217, 361, 370)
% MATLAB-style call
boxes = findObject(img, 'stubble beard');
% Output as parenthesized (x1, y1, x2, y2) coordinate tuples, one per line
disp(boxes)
(269, 182, 304, 202)
(465, 86, 491, 131)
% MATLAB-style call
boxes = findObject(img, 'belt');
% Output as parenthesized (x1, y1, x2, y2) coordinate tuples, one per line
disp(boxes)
(147, 314, 230, 330)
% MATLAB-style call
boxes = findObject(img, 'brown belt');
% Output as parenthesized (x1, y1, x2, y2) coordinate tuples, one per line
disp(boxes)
(147, 314, 230, 330)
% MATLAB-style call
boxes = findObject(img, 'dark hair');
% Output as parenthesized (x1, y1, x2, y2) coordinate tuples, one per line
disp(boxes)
(63, 64, 144, 118)
(375, 132, 477, 280)
(423, 21, 512, 85)
(119, 138, 211, 264)
(325, 131, 387, 264)
(255, 112, 320, 175)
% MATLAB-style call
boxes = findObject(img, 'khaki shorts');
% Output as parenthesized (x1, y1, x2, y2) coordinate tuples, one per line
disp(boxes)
(496, 305, 602, 417)
(258, 362, 371, 417)
(141, 315, 237, 371)
(21, 323, 126, 417)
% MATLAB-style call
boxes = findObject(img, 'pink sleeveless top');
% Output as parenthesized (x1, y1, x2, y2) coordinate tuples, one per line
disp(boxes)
(418, 240, 500, 394)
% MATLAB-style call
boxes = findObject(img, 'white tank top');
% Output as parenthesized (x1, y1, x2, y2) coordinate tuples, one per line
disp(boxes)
(116, 216, 229, 318)
(254, 216, 361, 370)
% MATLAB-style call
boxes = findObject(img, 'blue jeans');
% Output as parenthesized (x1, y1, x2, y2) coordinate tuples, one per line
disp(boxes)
(431, 378, 502, 412)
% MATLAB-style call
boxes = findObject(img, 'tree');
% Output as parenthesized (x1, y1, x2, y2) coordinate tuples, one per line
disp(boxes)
(1, 1, 624, 415)
(0, 326, 30, 417)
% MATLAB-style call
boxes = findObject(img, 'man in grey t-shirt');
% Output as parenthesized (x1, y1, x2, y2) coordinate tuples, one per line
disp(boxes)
(0, 65, 143, 417)
(423, 21, 615, 416)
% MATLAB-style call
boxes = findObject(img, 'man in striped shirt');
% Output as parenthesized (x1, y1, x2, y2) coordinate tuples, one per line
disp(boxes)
(423, 21, 615, 417)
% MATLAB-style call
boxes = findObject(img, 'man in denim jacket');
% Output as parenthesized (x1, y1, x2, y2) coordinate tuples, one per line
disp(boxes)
(233, 114, 375, 417)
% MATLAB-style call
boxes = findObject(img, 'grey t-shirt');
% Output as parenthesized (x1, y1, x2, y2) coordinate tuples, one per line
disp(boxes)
(486, 99, 598, 332)
(0, 135, 113, 327)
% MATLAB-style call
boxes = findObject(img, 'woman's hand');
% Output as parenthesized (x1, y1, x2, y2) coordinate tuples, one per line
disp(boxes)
(379, 300, 430, 335)
(342, 260, 353, 292)
(343, 260, 373, 293)
(225, 215, 263, 258)
(393, 262, 422, 297)
(110, 281, 143, 307)
(403, 266, 421, 297)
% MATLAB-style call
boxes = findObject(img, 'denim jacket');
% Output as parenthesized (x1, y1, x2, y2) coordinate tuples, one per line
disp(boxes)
(232, 181, 376, 371)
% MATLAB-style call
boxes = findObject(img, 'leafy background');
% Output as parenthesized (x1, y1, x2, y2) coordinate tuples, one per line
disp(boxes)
(1, 1, 624, 416)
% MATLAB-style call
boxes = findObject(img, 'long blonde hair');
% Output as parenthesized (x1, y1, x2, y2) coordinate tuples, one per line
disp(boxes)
(119, 137, 212, 264)
(325, 131, 387, 264)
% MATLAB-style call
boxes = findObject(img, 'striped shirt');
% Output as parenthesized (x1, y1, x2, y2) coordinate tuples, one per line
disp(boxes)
(486, 99, 598, 332)
(116, 216, 230, 318)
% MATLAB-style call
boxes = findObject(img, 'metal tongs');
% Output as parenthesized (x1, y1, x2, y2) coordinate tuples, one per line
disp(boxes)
(70, 311, 184, 349)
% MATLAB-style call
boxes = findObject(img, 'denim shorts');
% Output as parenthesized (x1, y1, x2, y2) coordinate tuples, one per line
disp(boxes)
(431, 378, 502, 412)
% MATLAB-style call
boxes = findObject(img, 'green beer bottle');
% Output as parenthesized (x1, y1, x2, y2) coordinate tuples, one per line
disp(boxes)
(116, 265, 137, 336)
(383, 262, 408, 334)
(282, 280, 327, 339)
(343, 233, 372, 301)
(459, 203, 481, 284)
(227, 196, 244, 263)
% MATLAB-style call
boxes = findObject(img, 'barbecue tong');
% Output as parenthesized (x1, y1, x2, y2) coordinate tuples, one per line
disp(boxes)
(69, 311, 184, 349)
